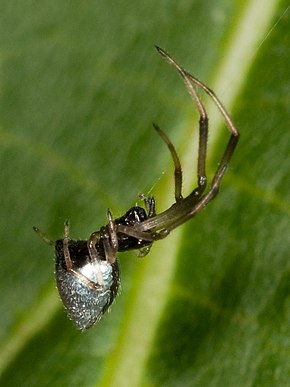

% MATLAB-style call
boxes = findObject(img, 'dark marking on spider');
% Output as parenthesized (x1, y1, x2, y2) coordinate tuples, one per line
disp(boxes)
(34, 46, 239, 330)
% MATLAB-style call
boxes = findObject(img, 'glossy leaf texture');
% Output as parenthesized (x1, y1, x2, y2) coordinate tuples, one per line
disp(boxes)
(0, 1, 289, 386)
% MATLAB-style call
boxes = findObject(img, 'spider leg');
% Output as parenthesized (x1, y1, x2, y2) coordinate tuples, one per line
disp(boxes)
(147, 196, 156, 217)
(116, 224, 157, 241)
(156, 46, 239, 192)
(134, 48, 239, 236)
(87, 231, 102, 262)
(155, 46, 209, 198)
(106, 209, 118, 252)
(88, 210, 118, 265)
(153, 123, 183, 202)
(100, 210, 118, 264)
(140, 194, 156, 217)
(62, 220, 74, 270)
(135, 131, 238, 237)
(201, 133, 239, 204)
(151, 132, 238, 233)
(160, 48, 238, 141)
(33, 226, 54, 246)
(62, 221, 102, 289)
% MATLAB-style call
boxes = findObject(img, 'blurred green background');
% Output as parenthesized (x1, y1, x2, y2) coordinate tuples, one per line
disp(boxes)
(0, 1, 290, 386)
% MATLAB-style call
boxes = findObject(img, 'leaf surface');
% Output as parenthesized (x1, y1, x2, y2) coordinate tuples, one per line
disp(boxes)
(0, 1, 289, 386)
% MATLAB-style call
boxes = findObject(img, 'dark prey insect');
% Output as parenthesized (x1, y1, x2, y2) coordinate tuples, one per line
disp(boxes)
(34, 46, 239, 330)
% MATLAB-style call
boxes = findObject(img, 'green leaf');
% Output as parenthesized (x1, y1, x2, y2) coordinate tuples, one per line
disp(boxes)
(0, 1, 289, 386)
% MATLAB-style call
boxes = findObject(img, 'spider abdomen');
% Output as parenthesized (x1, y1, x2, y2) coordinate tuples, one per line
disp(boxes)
(55, 240, 120, 330)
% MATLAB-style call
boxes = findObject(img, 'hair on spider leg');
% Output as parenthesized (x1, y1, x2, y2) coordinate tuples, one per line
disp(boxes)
(33, 46, 239, 330)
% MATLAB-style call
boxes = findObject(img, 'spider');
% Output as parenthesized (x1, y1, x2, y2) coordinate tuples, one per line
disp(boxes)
(34, 46, 239, 330)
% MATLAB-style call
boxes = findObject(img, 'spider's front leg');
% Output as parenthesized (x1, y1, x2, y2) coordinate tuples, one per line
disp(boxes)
(131, 47, 239, 236)
(155, 46, 209, 201)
